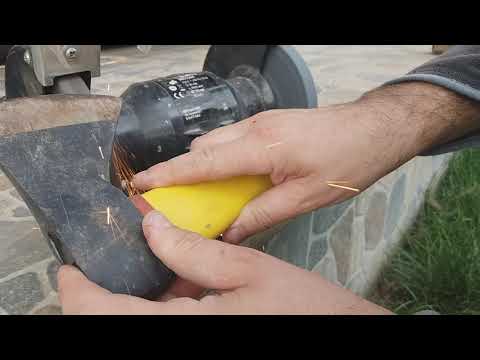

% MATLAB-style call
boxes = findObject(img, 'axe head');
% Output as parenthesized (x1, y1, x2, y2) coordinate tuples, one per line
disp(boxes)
(0, 99, 174, 299)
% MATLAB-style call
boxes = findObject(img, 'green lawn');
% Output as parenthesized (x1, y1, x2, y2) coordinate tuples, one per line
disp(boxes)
(370, 148, 480, 315)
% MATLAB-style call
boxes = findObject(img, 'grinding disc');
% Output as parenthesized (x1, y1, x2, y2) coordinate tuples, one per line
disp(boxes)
(204, 45, 318, 109)
(261, 45, 318, 109)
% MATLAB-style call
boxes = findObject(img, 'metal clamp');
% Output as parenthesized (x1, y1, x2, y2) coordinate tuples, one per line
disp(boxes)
(30, 45, 101, 87)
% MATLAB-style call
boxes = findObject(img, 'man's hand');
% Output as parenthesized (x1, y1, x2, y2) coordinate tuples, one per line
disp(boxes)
(133, 82, 480, 243)
(58, 211, 391, 315)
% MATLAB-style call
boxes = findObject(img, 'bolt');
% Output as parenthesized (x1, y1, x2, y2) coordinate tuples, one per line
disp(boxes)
(23, 50, 31, 65)
(64, 47, 78, 60)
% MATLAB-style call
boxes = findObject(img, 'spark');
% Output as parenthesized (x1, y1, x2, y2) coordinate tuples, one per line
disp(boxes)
(265, 142, 283, 149)
(122, 278, 131, 296)
(110, 212, 122, 232)
(106, 209, 120, 246)
(59, 195, 71, 229)
(98, 146, 105, 160)
(111, 140, 140, 197)
(326, 183, 360, 193)
(110, 221, 119, 244)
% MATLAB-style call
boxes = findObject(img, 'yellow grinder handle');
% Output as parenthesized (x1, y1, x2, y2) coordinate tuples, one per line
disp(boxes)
(136, 175, 272, 239)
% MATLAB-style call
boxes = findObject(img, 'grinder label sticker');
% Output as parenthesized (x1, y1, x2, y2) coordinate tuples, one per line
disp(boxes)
(156, 72, 240, 135)
(161, 73, 214, 101)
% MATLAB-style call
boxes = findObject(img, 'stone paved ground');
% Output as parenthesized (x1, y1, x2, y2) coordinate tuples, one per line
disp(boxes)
(0, 45, 436, 314)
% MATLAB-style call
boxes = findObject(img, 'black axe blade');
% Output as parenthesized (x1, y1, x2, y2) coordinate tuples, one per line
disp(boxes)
(0, 120, 174, 299)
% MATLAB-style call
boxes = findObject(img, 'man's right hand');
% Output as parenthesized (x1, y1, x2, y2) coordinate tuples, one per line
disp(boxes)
(133, 82, 480, 244)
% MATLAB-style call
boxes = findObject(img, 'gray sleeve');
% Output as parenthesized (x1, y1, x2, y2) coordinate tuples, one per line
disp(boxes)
(385, 45, 480, 156)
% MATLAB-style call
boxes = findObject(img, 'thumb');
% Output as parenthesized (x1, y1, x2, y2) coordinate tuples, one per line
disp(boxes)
(142, 211, 263, 290)
(57, 265, 112, 314)
(223, 178, 315, 243)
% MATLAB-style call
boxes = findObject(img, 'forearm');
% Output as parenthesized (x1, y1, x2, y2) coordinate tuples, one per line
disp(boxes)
(353, 81, 480, 175)
(382, 45, 480, 155)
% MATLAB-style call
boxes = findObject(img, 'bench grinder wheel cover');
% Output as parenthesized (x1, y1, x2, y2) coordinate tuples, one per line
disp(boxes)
(204, 45, 318, 109)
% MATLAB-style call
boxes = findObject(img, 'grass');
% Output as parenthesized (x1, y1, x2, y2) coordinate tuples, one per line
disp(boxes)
(370, 148, 480, 315)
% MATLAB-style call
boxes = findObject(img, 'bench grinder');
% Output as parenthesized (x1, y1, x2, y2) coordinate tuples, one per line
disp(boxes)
(0, 45, 318, 299)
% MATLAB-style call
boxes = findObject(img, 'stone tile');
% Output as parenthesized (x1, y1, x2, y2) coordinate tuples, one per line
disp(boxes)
(12, 206, 31, 218)
(242, 221, 288, 251)
(0, 197, 13, 212)
(365, 191, 388, 251)
(376, 169, 397, 190)
(307, 235, 328, 270)
(416, 157, 434, 185)
(0, 174, 12, 191)
(345, 271, 367, 295)
(404, 163, 420, 204)
(0, 272, 45, 314)
(429, 154, 452, 194)
(312, 255, 338, 284)
(9, 189, 22, 201)
(350, 216, 365, 277)
(385, 174, 406, 239)
(409, 188, 424, 214)
(363, 248, 389, 285)
(404, 182, 428, 229)
(0, 219, 36, 245)
(354, 185, 376, 217)
(0, 222, 51, 279)
(46, 260, 61, 292)
(312, 199, 353, 235)
(432, 154, 448, 172)
(264, 232, 288, 260)
(270, 213, 312, 268)
(33, 305, 62, 315)
(329, 208, 354, 284)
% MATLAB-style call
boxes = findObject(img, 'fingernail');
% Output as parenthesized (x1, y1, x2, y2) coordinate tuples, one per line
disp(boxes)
(224, 226, 243, 244)
(143, 210, 171, 229)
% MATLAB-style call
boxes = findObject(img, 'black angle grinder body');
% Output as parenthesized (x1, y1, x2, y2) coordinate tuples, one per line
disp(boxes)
(112, 45, 318, 184)
(0, 45, 318, 299)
